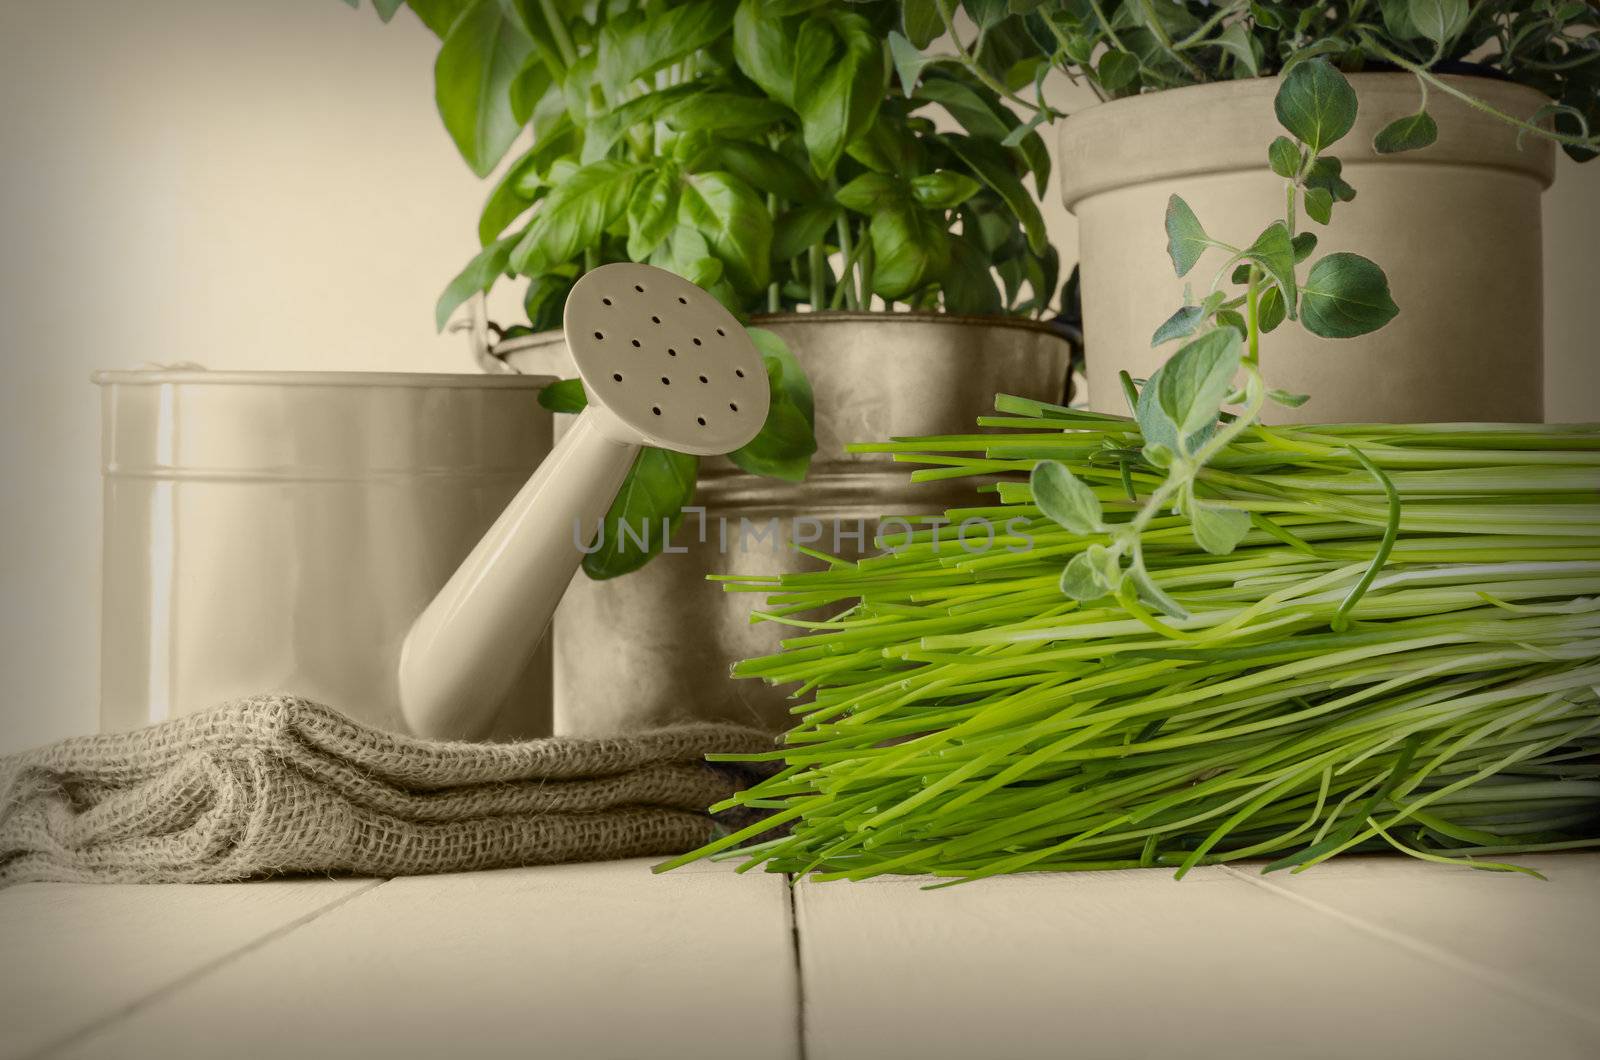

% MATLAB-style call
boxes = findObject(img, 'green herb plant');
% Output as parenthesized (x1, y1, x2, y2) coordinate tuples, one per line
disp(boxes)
(345, 0, 1061, 578)
(905, 1, 1599, 162)
(656, 57, 1600, 883)
(1044, 57, 1397, 623)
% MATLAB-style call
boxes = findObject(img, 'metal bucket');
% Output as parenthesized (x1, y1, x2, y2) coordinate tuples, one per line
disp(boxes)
(494, 312, 1073, 735)
(96, 370, 556, 737)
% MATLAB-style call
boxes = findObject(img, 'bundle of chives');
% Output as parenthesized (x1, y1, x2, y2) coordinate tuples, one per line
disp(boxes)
(661, 397, 1600, 883)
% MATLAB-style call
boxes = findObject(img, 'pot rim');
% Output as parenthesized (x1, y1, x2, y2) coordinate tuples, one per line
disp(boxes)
(1057, 71, 1556, 210)
(491, 309, 1071, 359)
(92, 369, 554, 389)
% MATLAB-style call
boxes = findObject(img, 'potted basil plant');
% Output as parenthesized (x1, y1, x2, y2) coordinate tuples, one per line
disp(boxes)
(908, 0, 1599, 424)
(346, 0, 1077, 734)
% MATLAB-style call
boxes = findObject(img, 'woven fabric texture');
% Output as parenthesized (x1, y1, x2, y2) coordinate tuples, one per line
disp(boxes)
(0, 695, 774, 885)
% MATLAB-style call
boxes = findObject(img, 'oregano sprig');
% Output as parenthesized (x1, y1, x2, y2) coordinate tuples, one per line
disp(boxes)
(1034, 60, 1399, 620)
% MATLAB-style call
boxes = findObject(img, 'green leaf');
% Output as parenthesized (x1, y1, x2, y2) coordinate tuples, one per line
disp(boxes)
(1031, 460, 1105, 535)
(1244, 221, 1298, 318)
(1304, 157, 1356, 202)
(1301, 253, 1400, 339)
(407, 0, 473, 38)
(679, 171, 773, 293)
(1273, 58, 1358, 154)
(1150, 291, 1224, 347)
(1097, 50, 1140, 93)
(582, 448, 700, 580)
(700, 141, 820, 203)
(729, 326, 817, 481)
(583, 84, 704, 164)
(626, 165, 681, 261)
(435, 232, 518, 332)
(1292, 231, 1318, 263)
(1211, 22, 1260, 77)
(1127, 564, 1188, 620)
(1303, 186, 1334, 224)
(1268, 387, 1311, 408)
(836, 172, 901, 213)
(1267, 136, 1302, 178)
(910, 171, 982, 210)
(1060, 545, 1119, 602)
(942, 236, 1003, 315)
(940, 134, 1048, 255)
(901, 0, 944, 48)
(1257, 284, 1287, 333)
(508, 55, 552, 126)
(870, 206, 951, 300)
(797, 13, 885, 179)
(667, 94, 791, 135)
(1137, 328, 1243, 458)
(510, 160, 641, 275)
(773, 203, 841, 262)
(1190, 500, 1252, 556)
(597, 0, 737, 99)
(1164, 195, 1210, 277)
(1215, 308, 1248, 338)
(733, 0, 797, 105)
(1407, 0, 1469, 51)
(537, 378, 588, 413)
(523, 272, 571, 332)
(433, 0, 534, 178)
(888, 30, 933, 96)
(647, 226, 726, 290)
(1374, 110, 1439, 154)
(477, 148, 543, 245)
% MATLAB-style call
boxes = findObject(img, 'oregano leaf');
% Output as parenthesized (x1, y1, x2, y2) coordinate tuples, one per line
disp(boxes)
(1268, 387, 1311, 408)
(1257, 284, 1287, 332)
(1164, 195, 1210, 277)
(1303, 186, 1334, 225)
(1274, 58, 1358, 154)
(1374, 110, 1439, 154)
(1292, 232, 1318, 262)
(1301, 253, 1400, 338)
(1190, 500, 1252, 556)
(1268, 136, 1302, 178)
(1031, 461, 1105, 536)
(1138, 328, 1243, 457)
(1061, 545, 1119, 602)
(1408, 0, 1469, 52)
(1128, 564, 1188, 619)
(1244, 221, 1298, 317)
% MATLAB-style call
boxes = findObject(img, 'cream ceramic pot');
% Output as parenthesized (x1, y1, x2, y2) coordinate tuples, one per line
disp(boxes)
(96, 370, 558, 738)
(1059, 73, 1555, 424)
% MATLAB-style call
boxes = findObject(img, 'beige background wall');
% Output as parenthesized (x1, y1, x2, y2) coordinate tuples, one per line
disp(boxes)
(1, 0, 1596, 754)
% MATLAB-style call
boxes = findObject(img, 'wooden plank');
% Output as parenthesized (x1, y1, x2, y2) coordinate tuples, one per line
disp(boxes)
(796, 863, 1600, 1060)
(1222, 852, 1600, 1028)
(0, 878, 378, 1060)
(60, 859, 797, 1060)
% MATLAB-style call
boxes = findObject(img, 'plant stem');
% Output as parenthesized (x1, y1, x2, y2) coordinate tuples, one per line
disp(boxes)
(939, 2, 1057, 117)
(1245, 268, 1261, 369)
(1137, 0, 1206, 80)
(808, 244, 825, 311)
(537, 0, 578, 69)
(833, 207, 859, 310)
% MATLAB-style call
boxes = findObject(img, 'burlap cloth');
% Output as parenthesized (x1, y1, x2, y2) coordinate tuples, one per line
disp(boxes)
(0, 695, 775, 886)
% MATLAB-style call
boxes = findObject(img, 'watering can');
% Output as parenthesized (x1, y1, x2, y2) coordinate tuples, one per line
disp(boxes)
(97, 264, 769, 740)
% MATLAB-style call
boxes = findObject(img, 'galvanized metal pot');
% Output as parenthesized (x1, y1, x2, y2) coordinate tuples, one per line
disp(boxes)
(494, 312, 1073, 735)
(96, 370, 555, 738)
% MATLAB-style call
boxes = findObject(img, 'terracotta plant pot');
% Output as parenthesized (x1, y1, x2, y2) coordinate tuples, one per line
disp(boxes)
(1058, 73, 1555, 424)
(495, 312, 1073, 735)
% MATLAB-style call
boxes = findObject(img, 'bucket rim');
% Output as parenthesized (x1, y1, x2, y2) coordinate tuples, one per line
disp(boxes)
(91, 369, 555, 389)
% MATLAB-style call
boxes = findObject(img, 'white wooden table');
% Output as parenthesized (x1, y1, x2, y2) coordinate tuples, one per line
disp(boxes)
(2, 854, 1596, 1060)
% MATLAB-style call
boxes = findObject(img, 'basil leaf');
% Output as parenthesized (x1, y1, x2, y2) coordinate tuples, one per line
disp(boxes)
(733, 0, 797, 106)
(901, 0, 944, 48)
(667, 94, 790, 135)
(797, 13, 884, 179)
(582, 448, 700, 581)
(910, 171, 982, 210)
(597, 0, 736, 99)
(773, 203, 841, 262)
(1031, 461, 1105, 535)
(942, 237, 1003, 315)
(523, 272, 572, 332)
(679, 171, 773, 293)
(1164, 195, 1210, 277)
(700, 140, 820, 203)
(889, 30, 934, 95)
(1374, 110, 1439, 154)
(537, 378, 588, 414)
(510, 160, 642, 275)
(435, 232, 519, 331)
(837, 172, 902, 213)
(626, 165, 681, 261)
(870, 206, 951, 300)
(647, 226, 726, 290)
(1273, 58, 1358, 154)
(941, 135, 1048, 255)
(1301, 253, 1400, 339)
(434, 0, 534, 178)
(583, 84, 704, 164)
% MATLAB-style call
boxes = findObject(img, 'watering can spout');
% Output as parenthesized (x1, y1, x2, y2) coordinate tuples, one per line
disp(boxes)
(397, 264, 769, 740)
